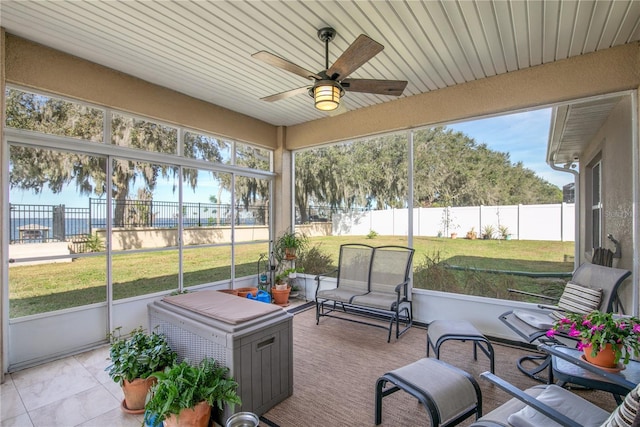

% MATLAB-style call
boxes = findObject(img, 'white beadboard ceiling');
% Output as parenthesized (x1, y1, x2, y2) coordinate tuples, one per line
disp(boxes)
(1, 0, 639, 130)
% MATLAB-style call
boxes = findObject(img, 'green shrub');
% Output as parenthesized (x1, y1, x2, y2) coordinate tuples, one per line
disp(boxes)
(298, 244, 334, 275)
(366, 229, 378, 239)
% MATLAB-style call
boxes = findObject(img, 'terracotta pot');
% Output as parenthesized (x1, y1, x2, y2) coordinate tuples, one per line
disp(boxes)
(122, 377, 156, 413)
(284, 247, 297, 260)
(236, 287, 258, 298)
(163, 401, 211, 427)
(271, 287, 290, 305)
(583, 343, 621, 368)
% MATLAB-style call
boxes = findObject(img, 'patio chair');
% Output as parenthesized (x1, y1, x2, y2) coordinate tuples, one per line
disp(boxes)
(315, 243, 375, 317)
(499, 262, 631, 381)
(470, 344, 640, 427)
(315, 244, 415, 341)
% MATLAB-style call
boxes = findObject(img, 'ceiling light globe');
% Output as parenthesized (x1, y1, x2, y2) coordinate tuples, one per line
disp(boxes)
(312, 81, 343, 111)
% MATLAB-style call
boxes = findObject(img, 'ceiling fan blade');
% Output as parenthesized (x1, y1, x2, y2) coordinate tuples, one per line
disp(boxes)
(260, 86, 310, 102)
(326, 34, 384, 80)
(252, 51, 321, 81)
(342, 79, 407, 96)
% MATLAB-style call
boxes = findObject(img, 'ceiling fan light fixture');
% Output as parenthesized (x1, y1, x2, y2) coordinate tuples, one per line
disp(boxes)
(311, 80, 344, 111)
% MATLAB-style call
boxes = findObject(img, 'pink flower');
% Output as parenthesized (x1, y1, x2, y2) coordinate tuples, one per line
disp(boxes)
(577, 341, 590, 351)
(568, 329, 581, 337)
(633, 325, 640, 334)
(559, 318, 572, 324)
(546, 329, 556, 338)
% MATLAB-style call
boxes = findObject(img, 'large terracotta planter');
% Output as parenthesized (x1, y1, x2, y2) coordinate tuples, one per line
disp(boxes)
(271, 287, 290, 306)
(163, 401, 211, 427)
(236, 287, 258, 298)
(122, 377, 156, 413)
(583, 343, 621, 368)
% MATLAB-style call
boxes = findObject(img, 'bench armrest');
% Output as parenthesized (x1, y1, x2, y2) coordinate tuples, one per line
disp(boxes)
(479, 372, 583, 427)
(394, 279, 410, 296)
(315, 269, 339, 293)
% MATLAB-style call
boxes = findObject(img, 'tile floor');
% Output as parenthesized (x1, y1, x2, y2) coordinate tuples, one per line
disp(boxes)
(1, 299, 310, 427)
(1, 345, 144, 427)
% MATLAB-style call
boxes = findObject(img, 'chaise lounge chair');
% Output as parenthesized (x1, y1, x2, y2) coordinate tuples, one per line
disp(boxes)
(470, 344, 639, 427)
(499, 262, 631, 381)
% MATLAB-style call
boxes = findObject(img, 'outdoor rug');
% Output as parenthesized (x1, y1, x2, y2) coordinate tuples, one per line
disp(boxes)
(259, 304, 618, 426)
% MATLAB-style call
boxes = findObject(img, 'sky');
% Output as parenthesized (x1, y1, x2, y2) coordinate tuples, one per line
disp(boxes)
(10, 108, 572, 207)
(446, 108, 573, 189)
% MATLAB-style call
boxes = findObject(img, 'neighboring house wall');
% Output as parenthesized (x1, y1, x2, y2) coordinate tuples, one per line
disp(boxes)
(580, 96, 633, 269)
(579, 96, 634, 311)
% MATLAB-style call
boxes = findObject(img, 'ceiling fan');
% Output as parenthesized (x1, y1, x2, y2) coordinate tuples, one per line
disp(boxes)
(252, 27, 407, 112)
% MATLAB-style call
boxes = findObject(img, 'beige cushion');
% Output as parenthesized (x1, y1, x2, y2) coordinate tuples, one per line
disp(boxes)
(162, 290, 282, 324)
(601, 383, 640, 426)
(507, 384, 609, 427)
(550, 281, 602, 321)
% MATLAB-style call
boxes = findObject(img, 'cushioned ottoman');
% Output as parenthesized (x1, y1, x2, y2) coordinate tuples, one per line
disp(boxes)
(427, 319, 495, 373)
(375, 357, 482, 426)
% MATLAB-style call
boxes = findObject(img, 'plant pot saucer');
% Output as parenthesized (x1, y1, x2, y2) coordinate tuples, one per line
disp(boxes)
(274, 301, 290, 307)
(580, 355, 625, 373)
(121, 399, 145, 415)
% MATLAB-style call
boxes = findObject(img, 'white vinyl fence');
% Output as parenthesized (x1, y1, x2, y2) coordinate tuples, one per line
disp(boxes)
(332, 203, 575, 241)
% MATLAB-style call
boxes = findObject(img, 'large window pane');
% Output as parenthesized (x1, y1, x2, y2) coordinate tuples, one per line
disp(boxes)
(9, 146, 107, 318)
(111, 113, 177, 154)
(112, 250, 179, 299)
(183, 168, 232, 243)
(236, 142, 271, 171)
(5, 88, 104, 142)
(183, 246, 232, 287)
(234, 175, 270, 231)
(235, 242, 270, 279)
(110, 158, 179, 236)
(184, 131, 231, 164)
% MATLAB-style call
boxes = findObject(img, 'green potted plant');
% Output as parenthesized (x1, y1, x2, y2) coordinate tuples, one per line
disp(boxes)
(482, 224, 495, 240)
(499, 225, 510, 240)
(144, 358, 241, 427)
(106, 327, 177, 414)
(273, 228, 308, 262)
(548, 310, 640, 367)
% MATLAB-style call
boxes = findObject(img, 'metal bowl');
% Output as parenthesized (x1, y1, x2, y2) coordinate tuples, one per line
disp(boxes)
(225, 412, 260, 427)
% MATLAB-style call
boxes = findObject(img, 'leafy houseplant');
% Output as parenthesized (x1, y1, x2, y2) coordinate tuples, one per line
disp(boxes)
(482, 224, 495, 240)
(466, 227, 477, 240)
(499, 225, 510, 240)
(106, 327, 177, 413)
(547, 310, 640, 366)
(273, 228, 308, 262)
(144, 358, 241, 427)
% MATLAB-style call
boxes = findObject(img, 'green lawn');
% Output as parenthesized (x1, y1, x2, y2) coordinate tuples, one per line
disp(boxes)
(8, 236, 574, 317)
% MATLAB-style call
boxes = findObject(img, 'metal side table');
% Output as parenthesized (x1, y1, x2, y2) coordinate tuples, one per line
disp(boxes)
(548, 345, 639, 404)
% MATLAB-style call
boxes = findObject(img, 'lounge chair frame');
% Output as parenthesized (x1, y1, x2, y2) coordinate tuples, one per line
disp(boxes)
(499, 262, 631, 381)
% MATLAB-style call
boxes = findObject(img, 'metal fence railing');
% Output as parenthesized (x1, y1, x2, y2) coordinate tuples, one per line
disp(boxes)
(9, 204, 91, 244)
(9, 199, 270, 244)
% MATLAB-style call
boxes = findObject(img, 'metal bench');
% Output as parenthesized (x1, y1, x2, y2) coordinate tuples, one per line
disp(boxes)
(315, 244, 415, 342)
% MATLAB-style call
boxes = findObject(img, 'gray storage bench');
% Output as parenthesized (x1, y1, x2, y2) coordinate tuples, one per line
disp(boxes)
(148, 290, 293, 426)
(315, 244, 415, 342)
(375, 357, 482, 426)
(427, 320, 495, 373)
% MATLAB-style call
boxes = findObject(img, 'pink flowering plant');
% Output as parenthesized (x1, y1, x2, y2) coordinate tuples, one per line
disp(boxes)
(547, 310, 640, 365)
